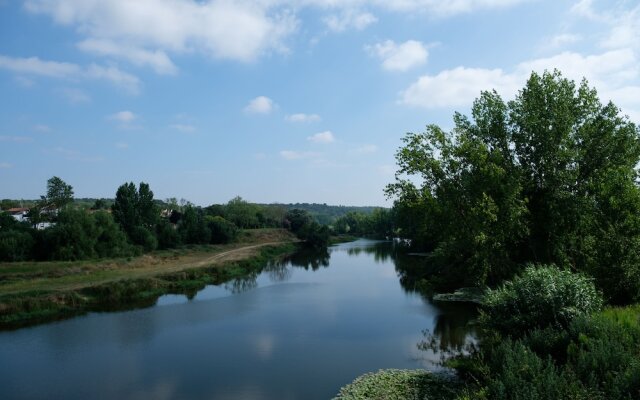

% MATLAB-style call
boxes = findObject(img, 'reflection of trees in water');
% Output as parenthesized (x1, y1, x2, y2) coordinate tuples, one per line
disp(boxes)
(222, 247, 332, 293)
(224, 272, 259, 294)
(430, 303, 478, 351)
(363, 241, 478, 358)
(345, 241, 397, 263)
(263, 260, 293, 282)
(416, 303, 479, 367)
(285, 247, 330, 271)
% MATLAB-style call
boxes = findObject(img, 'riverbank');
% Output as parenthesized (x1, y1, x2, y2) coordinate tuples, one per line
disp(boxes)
(334, 369, 464, 399)
(0, 229, 299, 329)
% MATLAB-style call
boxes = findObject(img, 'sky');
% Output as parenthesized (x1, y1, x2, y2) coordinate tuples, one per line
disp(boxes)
(1, 0, 639, 206)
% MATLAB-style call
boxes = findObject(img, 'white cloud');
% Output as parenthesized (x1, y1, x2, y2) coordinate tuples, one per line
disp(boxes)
(109, 111, 136, 123)
(85, 64, 141, 94)
(285, 113, 321, 122)
(324, 10, 377, 32)
(307, 130, 335, 143)
(25, 0, 298, 68)
(0, 162, 12, 169)
(401, 66, 519, 108)
(370, 0, 529, 16)
(279, 150, 319, 160)
(50, 146, 104, 162)
(33, 124, 51, 133)
(0, 54, 140, 93)
(548, 33, 582, 49)
(0, 55, 80, 77)
(0, 135, 34, 143)
(58, 87, 91, 103)
(244, 96, 275, 114)
(170, 124, 196, 133)
(400, 48, 640, 121)
(354, 144, 378, 153)
(14, 76, 36, 88)
(78, 39, 177, 75)
(303, 0, 528, 17)
(366, 40, 428, 72)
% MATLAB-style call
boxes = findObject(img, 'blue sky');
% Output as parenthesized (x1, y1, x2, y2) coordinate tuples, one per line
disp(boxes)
(1, 0, 639, 206)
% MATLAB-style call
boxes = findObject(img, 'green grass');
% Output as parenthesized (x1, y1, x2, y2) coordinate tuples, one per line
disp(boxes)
(0, 243, 297, 329)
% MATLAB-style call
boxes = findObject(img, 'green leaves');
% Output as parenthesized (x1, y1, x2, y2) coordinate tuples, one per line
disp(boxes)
(482, 265, 603, 336)
(388, 70, 640, 297)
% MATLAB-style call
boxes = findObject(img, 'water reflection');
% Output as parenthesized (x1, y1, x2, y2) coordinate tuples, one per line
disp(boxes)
(342, 240, 478, 359)
(0, 239, 479, 400)
(430, 302, 478, 351)
(220, 247, 331, 295)
(224, 273, 259, 294)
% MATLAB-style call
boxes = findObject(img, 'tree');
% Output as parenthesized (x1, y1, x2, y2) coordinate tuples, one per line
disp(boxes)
(225, 196, 260, 228)
(178, 205, 210, 244)
(112, 182, 139, 235)
(387, 70, 640, 300)
(44, 176, 74, 209)
(112, 182, 159, 249)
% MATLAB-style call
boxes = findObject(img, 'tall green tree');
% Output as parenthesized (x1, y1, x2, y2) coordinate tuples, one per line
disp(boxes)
(44, 176, 74, 209)
(387, 70, 640, 301)
(112, 182, 159, 250)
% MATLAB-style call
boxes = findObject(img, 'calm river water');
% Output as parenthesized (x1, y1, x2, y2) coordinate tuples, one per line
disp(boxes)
(0, 239, 476, 400)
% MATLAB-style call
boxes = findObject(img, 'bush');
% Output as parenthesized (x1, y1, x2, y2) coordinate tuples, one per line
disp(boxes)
(93, 211, 132, 258)
(129, 226, 158, 252)
(566, 306, 640, 399)
(482, 264, 602, 337)
(43, 208, 98, 260)
(0, 230, 34, 261)
(206, 216, 238, 244)
(156, 219, 181, 249)
(483, 340, 595, 400)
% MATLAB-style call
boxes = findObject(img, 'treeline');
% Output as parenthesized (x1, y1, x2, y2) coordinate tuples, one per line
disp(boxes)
(387, 70, 640, 304)
(332, 209, 394, 238)
(0, 179, 339, 262)
(384, 71, 640, 398)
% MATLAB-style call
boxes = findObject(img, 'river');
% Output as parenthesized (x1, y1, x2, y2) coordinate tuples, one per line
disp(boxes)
(0, 239, 476, 400)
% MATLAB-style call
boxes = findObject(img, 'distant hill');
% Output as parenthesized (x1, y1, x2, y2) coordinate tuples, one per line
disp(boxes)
(260, 203, 386, 225)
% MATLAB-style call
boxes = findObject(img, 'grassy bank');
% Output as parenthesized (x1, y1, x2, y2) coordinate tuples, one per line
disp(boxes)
(334, 369, 463, 400)
(0, 229, 298, 329)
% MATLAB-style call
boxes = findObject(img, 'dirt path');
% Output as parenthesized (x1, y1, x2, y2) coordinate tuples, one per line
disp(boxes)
(0, 240, 298, 296)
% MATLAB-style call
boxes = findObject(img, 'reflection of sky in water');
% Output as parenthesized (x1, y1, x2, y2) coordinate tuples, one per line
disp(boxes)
(0, 239, 476, 400)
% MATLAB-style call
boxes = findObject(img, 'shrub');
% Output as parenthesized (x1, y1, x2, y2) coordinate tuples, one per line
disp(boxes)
(206, 216, 238, 244)
(566, 306, 640, 399)
(482, 264, 602, 337)
(483, 340, 595, 400)
(0, 229, 34, 261)
(156, 219, 181, 249)
(130, 226, 158, 252)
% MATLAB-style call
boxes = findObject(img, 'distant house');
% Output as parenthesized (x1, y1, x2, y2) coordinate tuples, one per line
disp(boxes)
(34, 222, 54, 230)
(3, 207, 57, 229)
(6, 207, 29, 223)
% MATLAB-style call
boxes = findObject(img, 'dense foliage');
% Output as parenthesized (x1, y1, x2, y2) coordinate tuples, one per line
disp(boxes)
(482, 265, 603, 337)
(460, 297, 640, 399)
(284, 209, 330, 248)
(332, 208, 394, 238)
(1, 178, 366, 261)
(387, 70, 640, 302)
